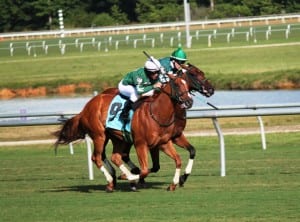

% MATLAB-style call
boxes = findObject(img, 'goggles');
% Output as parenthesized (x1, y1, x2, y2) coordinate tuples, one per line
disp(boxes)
(176, 60, 186, 65)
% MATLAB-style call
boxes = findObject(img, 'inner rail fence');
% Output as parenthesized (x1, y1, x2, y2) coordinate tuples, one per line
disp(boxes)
(1, 103, 300, 179)
(2, 22, 300, 56)
(1, 14, 300, 57)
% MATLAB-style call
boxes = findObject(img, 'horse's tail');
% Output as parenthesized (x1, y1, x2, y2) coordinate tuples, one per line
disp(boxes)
(54, 114, 86, 151)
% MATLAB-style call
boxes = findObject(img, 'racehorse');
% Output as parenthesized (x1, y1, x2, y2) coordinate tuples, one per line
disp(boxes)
(56, 64, 214, 191)
(102, 63, 215, 184)
(55, 75, 194, 192)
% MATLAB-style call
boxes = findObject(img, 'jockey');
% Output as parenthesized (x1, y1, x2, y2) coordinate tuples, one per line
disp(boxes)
(159, 46, 188, 77)
(118, 58, 163, 123)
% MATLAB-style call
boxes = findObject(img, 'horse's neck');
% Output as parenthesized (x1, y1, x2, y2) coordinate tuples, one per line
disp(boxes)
(151, 86, 175, 117)
(181, 72, 192, 90)
(175, 103, 186, 116)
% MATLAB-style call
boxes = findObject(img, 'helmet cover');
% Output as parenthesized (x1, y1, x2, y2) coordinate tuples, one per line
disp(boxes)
(144, 58, 161, 72)
(171, 46, 187, 61)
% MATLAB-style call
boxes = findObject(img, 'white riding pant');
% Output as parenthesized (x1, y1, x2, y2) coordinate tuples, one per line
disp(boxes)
(118, 80, 139, 102)
(118, 80, 156, 102)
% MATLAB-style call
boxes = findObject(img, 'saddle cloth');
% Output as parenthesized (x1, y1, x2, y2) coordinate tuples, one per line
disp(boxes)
(106, 94, 133, 133)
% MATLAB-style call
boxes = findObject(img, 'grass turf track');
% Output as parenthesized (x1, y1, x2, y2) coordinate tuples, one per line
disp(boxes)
(0, 132, 299, 222)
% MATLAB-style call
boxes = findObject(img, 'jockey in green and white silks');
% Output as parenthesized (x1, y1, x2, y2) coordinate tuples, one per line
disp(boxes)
(118, 58, 163, 123)
(118, 58, 163, 103)
(159, 46, 188, 77)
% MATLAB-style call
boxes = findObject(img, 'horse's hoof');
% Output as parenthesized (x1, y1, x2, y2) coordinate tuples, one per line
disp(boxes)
(106, 182, 114, 193)
(117, 174, 127, 180)
(167, 184, 177, 191)
(138, 178, 147, 188)
(130, 183, 138, 192)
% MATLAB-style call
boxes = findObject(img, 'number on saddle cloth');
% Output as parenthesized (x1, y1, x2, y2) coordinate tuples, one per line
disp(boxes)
(105, 95, 133, 133)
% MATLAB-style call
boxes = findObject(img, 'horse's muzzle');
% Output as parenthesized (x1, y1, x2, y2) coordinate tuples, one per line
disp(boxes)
(202, 86, 214, 97)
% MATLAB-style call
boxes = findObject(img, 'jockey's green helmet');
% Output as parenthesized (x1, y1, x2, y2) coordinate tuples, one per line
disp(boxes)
(171, 46, 187, 63)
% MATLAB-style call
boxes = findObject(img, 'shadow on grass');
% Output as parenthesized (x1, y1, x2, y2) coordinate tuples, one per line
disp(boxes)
(41, 181, 167, 193)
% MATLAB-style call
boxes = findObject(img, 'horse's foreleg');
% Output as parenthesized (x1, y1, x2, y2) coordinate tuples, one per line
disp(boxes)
(173, 133, 196, 186)
(135, 145, 151, 180)
(159, 141, 182, 191)
(149, 148, 160, 173)
(134, 147, 160, 187)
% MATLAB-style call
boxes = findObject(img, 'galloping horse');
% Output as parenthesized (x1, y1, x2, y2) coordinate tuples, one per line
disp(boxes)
(55, 75, 194, 191)
(102, 63, 214, 185)
(56, 64, 214, 190)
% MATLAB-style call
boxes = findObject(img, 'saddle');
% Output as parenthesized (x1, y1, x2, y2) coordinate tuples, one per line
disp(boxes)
(105, 94, 148, 143)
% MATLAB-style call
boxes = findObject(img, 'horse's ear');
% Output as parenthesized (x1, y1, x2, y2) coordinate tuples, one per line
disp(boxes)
(187, 63, 194, 67)
(181, 64, 189, 69)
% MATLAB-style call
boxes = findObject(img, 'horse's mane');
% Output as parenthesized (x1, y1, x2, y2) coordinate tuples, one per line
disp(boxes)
(182, 63, 203, 74)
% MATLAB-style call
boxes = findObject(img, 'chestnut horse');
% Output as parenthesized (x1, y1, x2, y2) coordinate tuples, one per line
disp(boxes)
(102, 63, 214, 185)
(56, 64, 214, 190)
(55, 75, 194, 191)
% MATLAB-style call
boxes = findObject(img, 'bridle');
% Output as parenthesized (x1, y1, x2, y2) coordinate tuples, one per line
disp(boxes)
(160, 77, 190, 104)
(179, 63, 210, 95)
(149, 77, 191, 127)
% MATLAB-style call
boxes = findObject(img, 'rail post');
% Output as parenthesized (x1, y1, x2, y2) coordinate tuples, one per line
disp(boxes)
(212, 117, 226, 177)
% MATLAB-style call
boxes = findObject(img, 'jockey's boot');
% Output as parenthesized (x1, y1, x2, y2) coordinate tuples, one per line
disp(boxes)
(119, 100, 133, 124)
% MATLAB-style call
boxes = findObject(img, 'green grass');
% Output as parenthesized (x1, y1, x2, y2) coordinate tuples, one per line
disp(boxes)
(0, 23, 299, 92)
(0, 132, 299, 221)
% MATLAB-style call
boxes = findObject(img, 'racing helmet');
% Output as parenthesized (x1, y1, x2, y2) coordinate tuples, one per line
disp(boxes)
(144, 58, 161, 72)
(171, 46, 187, 63)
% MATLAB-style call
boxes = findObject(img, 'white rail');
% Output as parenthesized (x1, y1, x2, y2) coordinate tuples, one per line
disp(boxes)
(1, 103, 300, 179)
(1, 14, 299, 40)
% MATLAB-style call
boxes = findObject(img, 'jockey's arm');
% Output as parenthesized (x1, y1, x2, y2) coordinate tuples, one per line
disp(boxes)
(136, 85, 154, 95)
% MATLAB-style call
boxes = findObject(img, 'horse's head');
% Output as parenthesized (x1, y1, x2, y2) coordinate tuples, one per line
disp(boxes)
(165, 75, 193, 109)
(180, 63, 214, 97)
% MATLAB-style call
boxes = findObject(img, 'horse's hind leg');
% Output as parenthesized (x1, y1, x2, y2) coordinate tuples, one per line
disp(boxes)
(101, 143, 117, 186)
(172, 133, 196, 187)
(110, 139, 139, 183)
(159, 141, 182, 191)
(92, 136, 115, 192)
(122, 145, 140, 174)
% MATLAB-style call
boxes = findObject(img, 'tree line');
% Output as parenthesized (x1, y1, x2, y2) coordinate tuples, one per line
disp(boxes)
(0, 0, 299, 32)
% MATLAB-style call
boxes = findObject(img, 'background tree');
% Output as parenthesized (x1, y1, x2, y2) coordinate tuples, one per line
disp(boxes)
(111, 4, 129, 25)
(0, 0, 298, 32)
